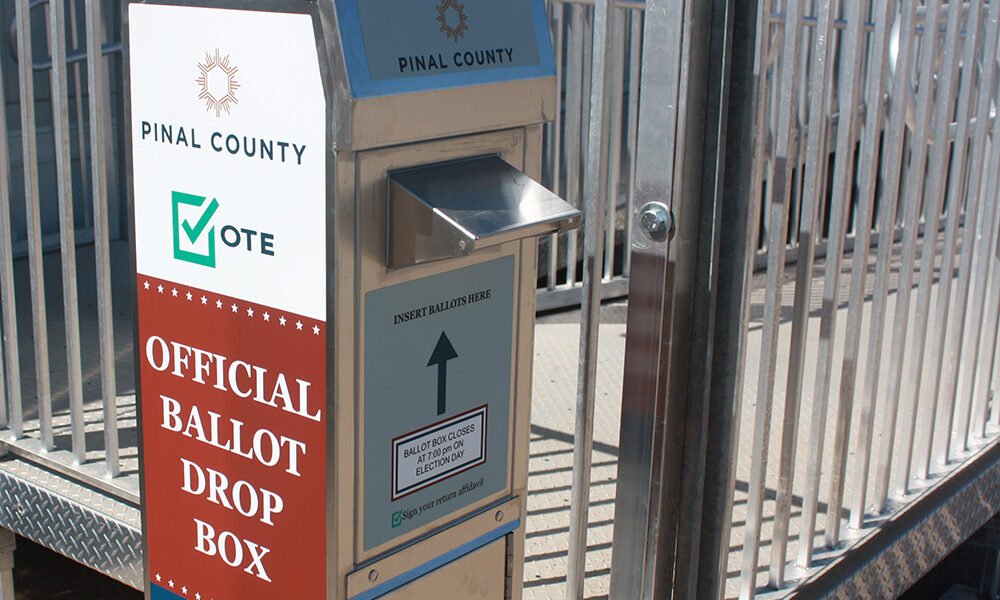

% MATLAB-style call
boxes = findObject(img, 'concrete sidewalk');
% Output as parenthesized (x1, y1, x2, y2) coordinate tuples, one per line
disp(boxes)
(524, 303, 627, 600)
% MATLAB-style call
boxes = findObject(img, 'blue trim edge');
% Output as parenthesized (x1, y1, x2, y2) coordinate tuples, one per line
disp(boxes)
(151, 584, 185, 600)
(351, 518, 520, 600)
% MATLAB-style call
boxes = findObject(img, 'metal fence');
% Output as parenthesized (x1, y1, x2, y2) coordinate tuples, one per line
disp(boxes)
(0, 0, 134, 502)
(601, 0, 1000, 598)
(538, 0, 644, 310)
(731, 0, 1000, 596)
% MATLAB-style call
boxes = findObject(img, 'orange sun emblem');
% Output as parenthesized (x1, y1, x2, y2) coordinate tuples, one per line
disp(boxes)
(436, 0, 469, 42)
(195, 49, 240, 117)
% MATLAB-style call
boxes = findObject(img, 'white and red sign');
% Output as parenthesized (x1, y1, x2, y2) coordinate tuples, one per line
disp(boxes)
(129, 5, 326, 599)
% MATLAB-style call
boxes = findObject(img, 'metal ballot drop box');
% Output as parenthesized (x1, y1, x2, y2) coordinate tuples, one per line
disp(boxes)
(126, 1, 579, 598)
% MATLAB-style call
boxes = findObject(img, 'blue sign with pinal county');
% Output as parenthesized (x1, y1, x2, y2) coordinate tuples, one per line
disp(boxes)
(335, 0, 554, 96)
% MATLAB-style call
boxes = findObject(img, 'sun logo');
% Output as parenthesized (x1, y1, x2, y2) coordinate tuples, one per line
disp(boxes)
(436, 0, 469, 42)
(195, 49, 240, 117)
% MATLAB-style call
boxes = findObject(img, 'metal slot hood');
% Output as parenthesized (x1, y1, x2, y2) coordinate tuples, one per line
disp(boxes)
(387, 156, 581, 269)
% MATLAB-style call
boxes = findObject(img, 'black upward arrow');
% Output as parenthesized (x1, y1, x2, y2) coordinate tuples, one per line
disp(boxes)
(427, 332, 458, 416)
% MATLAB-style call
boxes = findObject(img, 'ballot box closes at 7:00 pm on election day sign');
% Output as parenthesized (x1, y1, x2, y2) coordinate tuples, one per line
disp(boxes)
(125, 1, 579, 598)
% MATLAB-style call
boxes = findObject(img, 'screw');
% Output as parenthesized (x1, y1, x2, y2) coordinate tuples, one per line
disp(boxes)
(638, 201, 674, 242)
(457, 240, 467, 253)
(495, 510, 504, 522)
(368, 569, 378, 582)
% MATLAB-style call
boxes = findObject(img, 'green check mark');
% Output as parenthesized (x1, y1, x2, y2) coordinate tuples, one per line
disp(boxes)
(172, 191, 219, 268)
(182, 198, 219, 243)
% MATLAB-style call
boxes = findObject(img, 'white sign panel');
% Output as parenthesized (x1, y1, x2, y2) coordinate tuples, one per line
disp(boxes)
(130, 4, 326, 320)
(391, 406, 488, 500)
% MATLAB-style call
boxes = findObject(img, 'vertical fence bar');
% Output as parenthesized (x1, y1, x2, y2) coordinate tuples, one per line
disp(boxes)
(825, 0, 894, 549)
(69, 0, 92, 228)
(0, 46, 16, 436)
(16, 0, 55, 450)
(566, 0, 615, 595)
(739, 1, 805, 596)
(85, 0, 120, 477)
(798, 0, 867, 567)
(546, 1, 564, 291)
(873, 0, 959, 510)
(905, 0, 983, 490)
(769, 0, 836, 588)
(848, 0, 920, 530)
(564, 3, 585, 288)
(622, 8, 641, 278)
(580, 6, 594, 203)
(603, 11, 625, 283)
(929, 0, 1000, 475)
(51, 0, 88, 464)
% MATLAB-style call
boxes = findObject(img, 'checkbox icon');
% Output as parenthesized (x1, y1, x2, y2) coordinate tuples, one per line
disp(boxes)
(391, 511, 403, 528)
(172, 191, 219, 268)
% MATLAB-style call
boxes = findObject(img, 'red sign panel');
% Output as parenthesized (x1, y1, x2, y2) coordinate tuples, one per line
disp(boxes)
(138, 276, 326, 599)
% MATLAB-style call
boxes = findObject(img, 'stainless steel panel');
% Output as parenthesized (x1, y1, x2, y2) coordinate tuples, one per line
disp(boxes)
(379, 536, 506, 600)
(346, 498, 520, 598)
(349, 78, 557, 151)
(354, 129, 530, 563)
(387, 157, 580, 269)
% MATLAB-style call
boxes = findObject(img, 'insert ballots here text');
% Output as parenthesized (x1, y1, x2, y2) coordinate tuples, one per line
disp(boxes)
(137, 277, 326, 599)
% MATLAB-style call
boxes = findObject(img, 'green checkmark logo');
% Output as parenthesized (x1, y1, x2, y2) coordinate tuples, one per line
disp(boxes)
(172, 191, 219, 268)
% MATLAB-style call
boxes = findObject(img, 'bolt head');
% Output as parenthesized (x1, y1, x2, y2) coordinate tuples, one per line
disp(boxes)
(638, 201, 673, 242)
(640, 210, 665, 233)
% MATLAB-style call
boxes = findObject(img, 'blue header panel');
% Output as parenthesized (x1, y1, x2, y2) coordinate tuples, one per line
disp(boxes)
(335, 0, 555, 97)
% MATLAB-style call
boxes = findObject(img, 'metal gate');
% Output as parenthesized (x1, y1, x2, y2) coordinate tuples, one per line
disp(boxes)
(595, 0, 1000, 598)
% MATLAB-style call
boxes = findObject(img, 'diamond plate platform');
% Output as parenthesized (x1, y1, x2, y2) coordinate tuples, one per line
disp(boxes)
(0, 458, 142, 589)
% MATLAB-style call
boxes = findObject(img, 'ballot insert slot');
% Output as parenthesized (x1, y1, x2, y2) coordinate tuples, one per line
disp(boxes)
(387, 155, 581, 269)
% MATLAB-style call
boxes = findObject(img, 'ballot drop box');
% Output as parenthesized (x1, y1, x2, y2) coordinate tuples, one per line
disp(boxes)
(126, 1, 579, 598)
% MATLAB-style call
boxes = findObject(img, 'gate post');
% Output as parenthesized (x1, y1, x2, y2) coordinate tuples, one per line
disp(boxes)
(608, 0, 762, 597)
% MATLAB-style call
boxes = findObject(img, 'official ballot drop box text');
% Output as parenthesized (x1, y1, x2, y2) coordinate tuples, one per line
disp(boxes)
(127, 1, 579, 598)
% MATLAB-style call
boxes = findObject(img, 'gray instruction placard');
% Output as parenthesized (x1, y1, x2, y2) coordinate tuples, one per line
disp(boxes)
(354, 0, 541, 81)
(364, 257, 514, 550)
